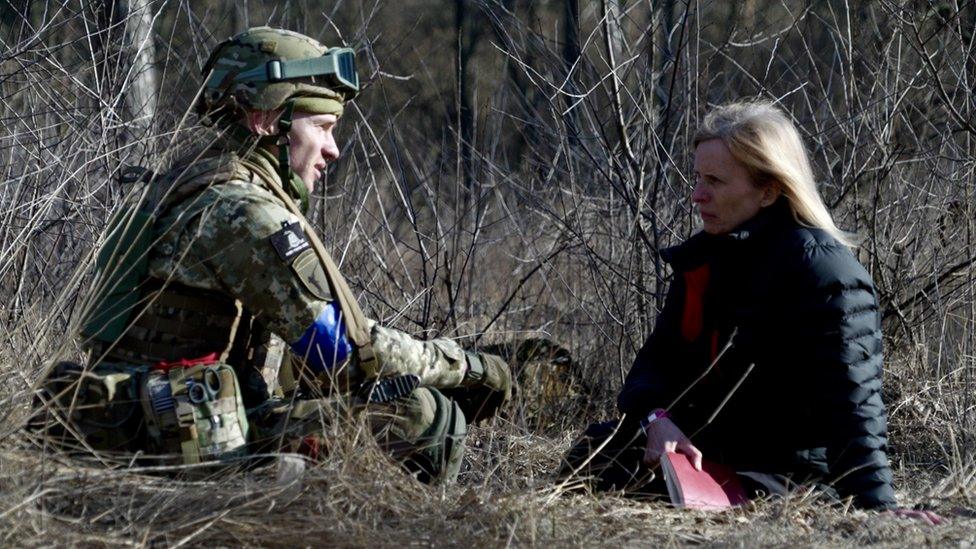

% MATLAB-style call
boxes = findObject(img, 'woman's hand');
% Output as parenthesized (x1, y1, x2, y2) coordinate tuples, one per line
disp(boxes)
(642, 417, 703, 471)
(887, 508, 944, 526)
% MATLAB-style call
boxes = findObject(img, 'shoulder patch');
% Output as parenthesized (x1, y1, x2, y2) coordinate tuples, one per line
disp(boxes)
(269, 221, 311, 262)
(291, 249, 333, 301)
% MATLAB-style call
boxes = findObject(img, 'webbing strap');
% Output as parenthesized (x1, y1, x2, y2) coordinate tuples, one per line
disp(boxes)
(116, 335, 218, 363)
(239, 156, 378, 377)
(462, 351, 485, 386)
(152, 290, 239, 315)
(207, 397, 239, 415)
(208, 424, 243, 445)
(133, 311, 236, 339)
(181, 435, 201, 465)
(273, 100, 310, 212)
(276, 100, 296, 198)
(168, 368, 202, 464)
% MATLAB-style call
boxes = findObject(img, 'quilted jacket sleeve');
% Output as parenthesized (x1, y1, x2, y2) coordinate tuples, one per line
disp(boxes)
(798, 239, 896, 510)
(617, 278, 684, 419)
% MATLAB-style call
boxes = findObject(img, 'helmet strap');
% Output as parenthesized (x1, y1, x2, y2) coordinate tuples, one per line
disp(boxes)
(275, 99, 310, 212)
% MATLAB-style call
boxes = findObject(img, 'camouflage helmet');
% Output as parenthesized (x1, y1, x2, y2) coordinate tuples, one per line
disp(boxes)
(199, 26, 359, 119)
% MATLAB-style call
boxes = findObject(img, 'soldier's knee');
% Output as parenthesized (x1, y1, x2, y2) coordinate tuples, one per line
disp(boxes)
(401, 387, 467, 484)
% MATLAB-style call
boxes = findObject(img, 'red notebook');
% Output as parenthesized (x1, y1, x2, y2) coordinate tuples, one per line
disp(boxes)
(660, 451, 748, 510)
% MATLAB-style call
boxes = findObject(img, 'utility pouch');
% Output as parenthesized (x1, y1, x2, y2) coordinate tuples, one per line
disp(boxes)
(31, 361, 145, 454)
(140, 362, 249, 465)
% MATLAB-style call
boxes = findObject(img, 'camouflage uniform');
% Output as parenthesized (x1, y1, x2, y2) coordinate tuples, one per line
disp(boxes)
(140, 147, 477, 389)
(37, 27, 510, 483)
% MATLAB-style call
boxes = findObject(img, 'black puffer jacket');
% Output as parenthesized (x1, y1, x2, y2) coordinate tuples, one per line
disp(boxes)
(618, 199, 896, 509)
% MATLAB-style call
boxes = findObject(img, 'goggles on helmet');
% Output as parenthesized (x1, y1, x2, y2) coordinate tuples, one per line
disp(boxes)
(225, 47, 359, 98)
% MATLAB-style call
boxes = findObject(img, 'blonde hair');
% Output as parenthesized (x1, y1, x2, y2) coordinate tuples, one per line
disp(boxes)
(694, 100, 854, 247)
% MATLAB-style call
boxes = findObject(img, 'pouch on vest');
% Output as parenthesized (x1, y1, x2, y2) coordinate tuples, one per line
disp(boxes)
(81, 208, 154, 343)
(140, 362, 249, 465)
(31, 361, 145, 454)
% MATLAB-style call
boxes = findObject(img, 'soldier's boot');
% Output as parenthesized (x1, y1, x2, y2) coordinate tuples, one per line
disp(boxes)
(442, 352, 513, 423)
(28, 361, 145, 456)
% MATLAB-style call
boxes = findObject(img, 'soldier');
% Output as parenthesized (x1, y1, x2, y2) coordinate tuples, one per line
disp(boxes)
(34, 27, 511, 484)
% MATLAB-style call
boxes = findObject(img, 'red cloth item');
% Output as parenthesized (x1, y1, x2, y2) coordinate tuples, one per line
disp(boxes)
(681, 265, 710, 342)
(152, 352, 220, 371)
(298, 435, 322, 461)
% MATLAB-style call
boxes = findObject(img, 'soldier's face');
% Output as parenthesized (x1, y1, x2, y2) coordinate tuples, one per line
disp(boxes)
(288, 112, 340, 193)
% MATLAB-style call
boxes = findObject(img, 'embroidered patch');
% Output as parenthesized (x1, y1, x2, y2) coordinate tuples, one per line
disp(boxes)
(269, 221, 311, 262)
(291, 249, 333, 300)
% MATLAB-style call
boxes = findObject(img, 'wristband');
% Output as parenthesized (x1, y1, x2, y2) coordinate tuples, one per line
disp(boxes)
(640, 408, 670, 434)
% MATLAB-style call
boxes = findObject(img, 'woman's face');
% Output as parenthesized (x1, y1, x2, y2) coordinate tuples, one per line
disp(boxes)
(692, 139, 778, 235)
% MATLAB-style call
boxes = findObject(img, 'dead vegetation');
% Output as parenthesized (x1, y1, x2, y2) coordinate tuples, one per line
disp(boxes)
(2, 0, 976, 546)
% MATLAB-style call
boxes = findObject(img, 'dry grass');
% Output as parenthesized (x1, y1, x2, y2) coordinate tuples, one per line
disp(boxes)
(1, 419, 973, 547)
(2, 347, 972, 547)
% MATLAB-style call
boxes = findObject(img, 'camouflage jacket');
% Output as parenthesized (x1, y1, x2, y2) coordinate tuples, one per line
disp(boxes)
(140, 144, 469, 392)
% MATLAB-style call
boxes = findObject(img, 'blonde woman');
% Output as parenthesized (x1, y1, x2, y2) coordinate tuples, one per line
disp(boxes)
(564, 101, 937, 522)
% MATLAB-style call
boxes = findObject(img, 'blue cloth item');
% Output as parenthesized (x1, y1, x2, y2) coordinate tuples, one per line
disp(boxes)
(290, 301, 352, 373)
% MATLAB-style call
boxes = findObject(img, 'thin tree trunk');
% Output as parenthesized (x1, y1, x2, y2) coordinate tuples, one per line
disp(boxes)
(455, 0, 475, 193)
(601, 0, 634, 168)
(119, 0, 159, 166)
(650, 0, 675, 313)
(562, 0, 581, 146)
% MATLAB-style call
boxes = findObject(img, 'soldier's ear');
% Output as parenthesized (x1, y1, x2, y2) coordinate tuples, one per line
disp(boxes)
(244, 109, 282, 136)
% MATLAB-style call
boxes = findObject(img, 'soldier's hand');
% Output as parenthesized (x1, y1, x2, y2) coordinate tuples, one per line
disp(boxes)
(642, 417, 703, 471)
(442, 352, 512, 423)
(478, 352, 512, 401)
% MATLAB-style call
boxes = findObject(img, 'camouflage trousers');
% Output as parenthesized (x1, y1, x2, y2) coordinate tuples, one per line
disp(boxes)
(250, 387, 467, 483)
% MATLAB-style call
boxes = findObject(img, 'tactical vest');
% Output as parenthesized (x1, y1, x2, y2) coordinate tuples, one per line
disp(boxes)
(60, 151, 283, 463)
(83, 153, 253, 367)
(93, 280, 243, 365)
